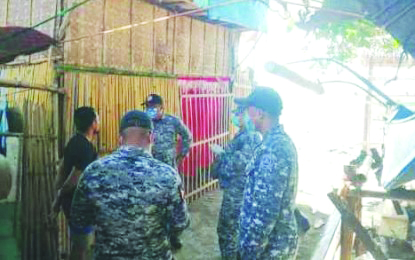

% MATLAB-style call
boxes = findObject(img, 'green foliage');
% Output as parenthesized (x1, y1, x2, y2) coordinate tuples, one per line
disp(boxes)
(314, 19, 400, 61)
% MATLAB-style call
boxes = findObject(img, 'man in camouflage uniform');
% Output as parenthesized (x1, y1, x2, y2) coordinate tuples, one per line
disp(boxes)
(69, 110, 190, 260)
(143, 94, 192, 249)
(235, 87, 299, 259)
(211, 106, 262, 260)
(143, 94, 192, 169)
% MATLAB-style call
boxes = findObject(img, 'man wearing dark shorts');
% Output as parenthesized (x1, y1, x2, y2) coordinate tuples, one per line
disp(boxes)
(52, 106, 99, 220)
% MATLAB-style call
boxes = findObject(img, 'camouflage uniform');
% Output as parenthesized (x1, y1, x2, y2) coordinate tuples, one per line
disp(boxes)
(152, 115, 192, 169)
(213, 130, 261, 259)
(70, 146, 190, 260)
(239, 123, 299, 260)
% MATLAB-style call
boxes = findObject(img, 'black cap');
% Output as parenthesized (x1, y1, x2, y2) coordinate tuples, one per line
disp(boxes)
(120, 110, 153, 132)
(234, 87, 283, 117)
(141, 94, 163, 107)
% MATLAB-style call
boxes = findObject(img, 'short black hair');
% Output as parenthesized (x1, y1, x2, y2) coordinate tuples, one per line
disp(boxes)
(74, 107, 96, 133)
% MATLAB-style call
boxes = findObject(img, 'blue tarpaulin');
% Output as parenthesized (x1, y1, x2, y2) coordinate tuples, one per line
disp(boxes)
(195, 0, 268, 31)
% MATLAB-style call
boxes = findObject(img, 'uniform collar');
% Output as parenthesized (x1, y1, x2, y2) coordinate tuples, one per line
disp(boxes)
(116, 145, 152, 158)
(264, 122, 284, 139)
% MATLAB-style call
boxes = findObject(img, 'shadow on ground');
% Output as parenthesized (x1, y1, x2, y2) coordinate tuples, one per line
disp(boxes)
(175, 190, 328, 260)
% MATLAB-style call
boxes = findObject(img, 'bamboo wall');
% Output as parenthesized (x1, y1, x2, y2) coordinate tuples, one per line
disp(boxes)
(64, 0, 239, 76)
(64, 72, 181, 154)
(0, 0, 57, 63)
(0, 62, 59, 260)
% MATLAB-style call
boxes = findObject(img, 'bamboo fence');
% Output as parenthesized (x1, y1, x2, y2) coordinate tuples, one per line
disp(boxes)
(0, 61, 60, 260)
(64, 71, 180, 155)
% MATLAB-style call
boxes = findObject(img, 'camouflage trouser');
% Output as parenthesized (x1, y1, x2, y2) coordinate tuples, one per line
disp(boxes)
(217, 188, 243, 260)
(261, 233, 298, 260)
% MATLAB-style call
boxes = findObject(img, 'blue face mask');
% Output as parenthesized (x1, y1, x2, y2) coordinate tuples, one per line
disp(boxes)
(243, 113, 256, 132)
(146, 108, 158, 120)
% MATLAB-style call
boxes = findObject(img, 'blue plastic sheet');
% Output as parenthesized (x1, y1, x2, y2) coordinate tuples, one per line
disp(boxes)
(194, 0, 268, 31)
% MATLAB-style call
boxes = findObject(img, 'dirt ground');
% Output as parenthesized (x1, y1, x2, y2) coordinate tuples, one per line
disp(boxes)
(174, 190, 329, 260)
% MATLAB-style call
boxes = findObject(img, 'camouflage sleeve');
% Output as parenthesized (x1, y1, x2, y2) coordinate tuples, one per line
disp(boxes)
(232, 132, 261, 172)
(70, 167, 98, 236)
(239, 152, 290, 258)
(166, 171, 190, 235)
(221, 132, 261, 179)
(175, 117, 192, 157)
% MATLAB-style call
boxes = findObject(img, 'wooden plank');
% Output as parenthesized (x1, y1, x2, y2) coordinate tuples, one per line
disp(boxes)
(328, 192, 388, 260)
(349, 189, 415, 201)
(340, 196, 361, 260)
(311, 210, 341, 260)
(103, 0, 131, 69)
(131, 1, 154, 72)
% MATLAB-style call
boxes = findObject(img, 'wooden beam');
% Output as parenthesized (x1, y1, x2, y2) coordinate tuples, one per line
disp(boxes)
(311, 210, 341, 260)
(349, 189, 415, 201)
(0, 79, 63, 94)
(328, 192, 388, 260)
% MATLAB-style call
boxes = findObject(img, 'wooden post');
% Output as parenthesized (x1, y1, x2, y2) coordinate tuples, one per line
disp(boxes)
(340, 195, 359, 260)
(328, 192, 388, 260)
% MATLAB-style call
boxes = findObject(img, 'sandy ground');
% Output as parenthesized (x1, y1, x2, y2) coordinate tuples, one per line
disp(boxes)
(174, 190, 329, 260)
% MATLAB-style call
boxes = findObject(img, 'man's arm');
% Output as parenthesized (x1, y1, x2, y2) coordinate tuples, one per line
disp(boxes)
(220, 132, 261, 180)
(239, 153, 290, 259)
(166, 172, 190, 236)
(69, 169, 97, 260)
(175, 118, 192, 160)
(54, 159, 66, 190)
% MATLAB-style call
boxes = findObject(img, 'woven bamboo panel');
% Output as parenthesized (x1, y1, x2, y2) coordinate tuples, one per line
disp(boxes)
(223, 30, 230, 76)
(31, 0, 57, 61)
(6, 0, 32, 63)
(0, 0, 7, 25)
(65, 0, 104, 66)
(154, 7, 171, 73)
(174, 16, 191, 75)
(166, 13, 175, 74)
(131, 1, 154, 72)
(215, 26, 225, 76)
(104, 0, 131, 69)
(189, 19, 205, 75)
(203, 23, 217, 75)
(64, 72, 180, 154)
